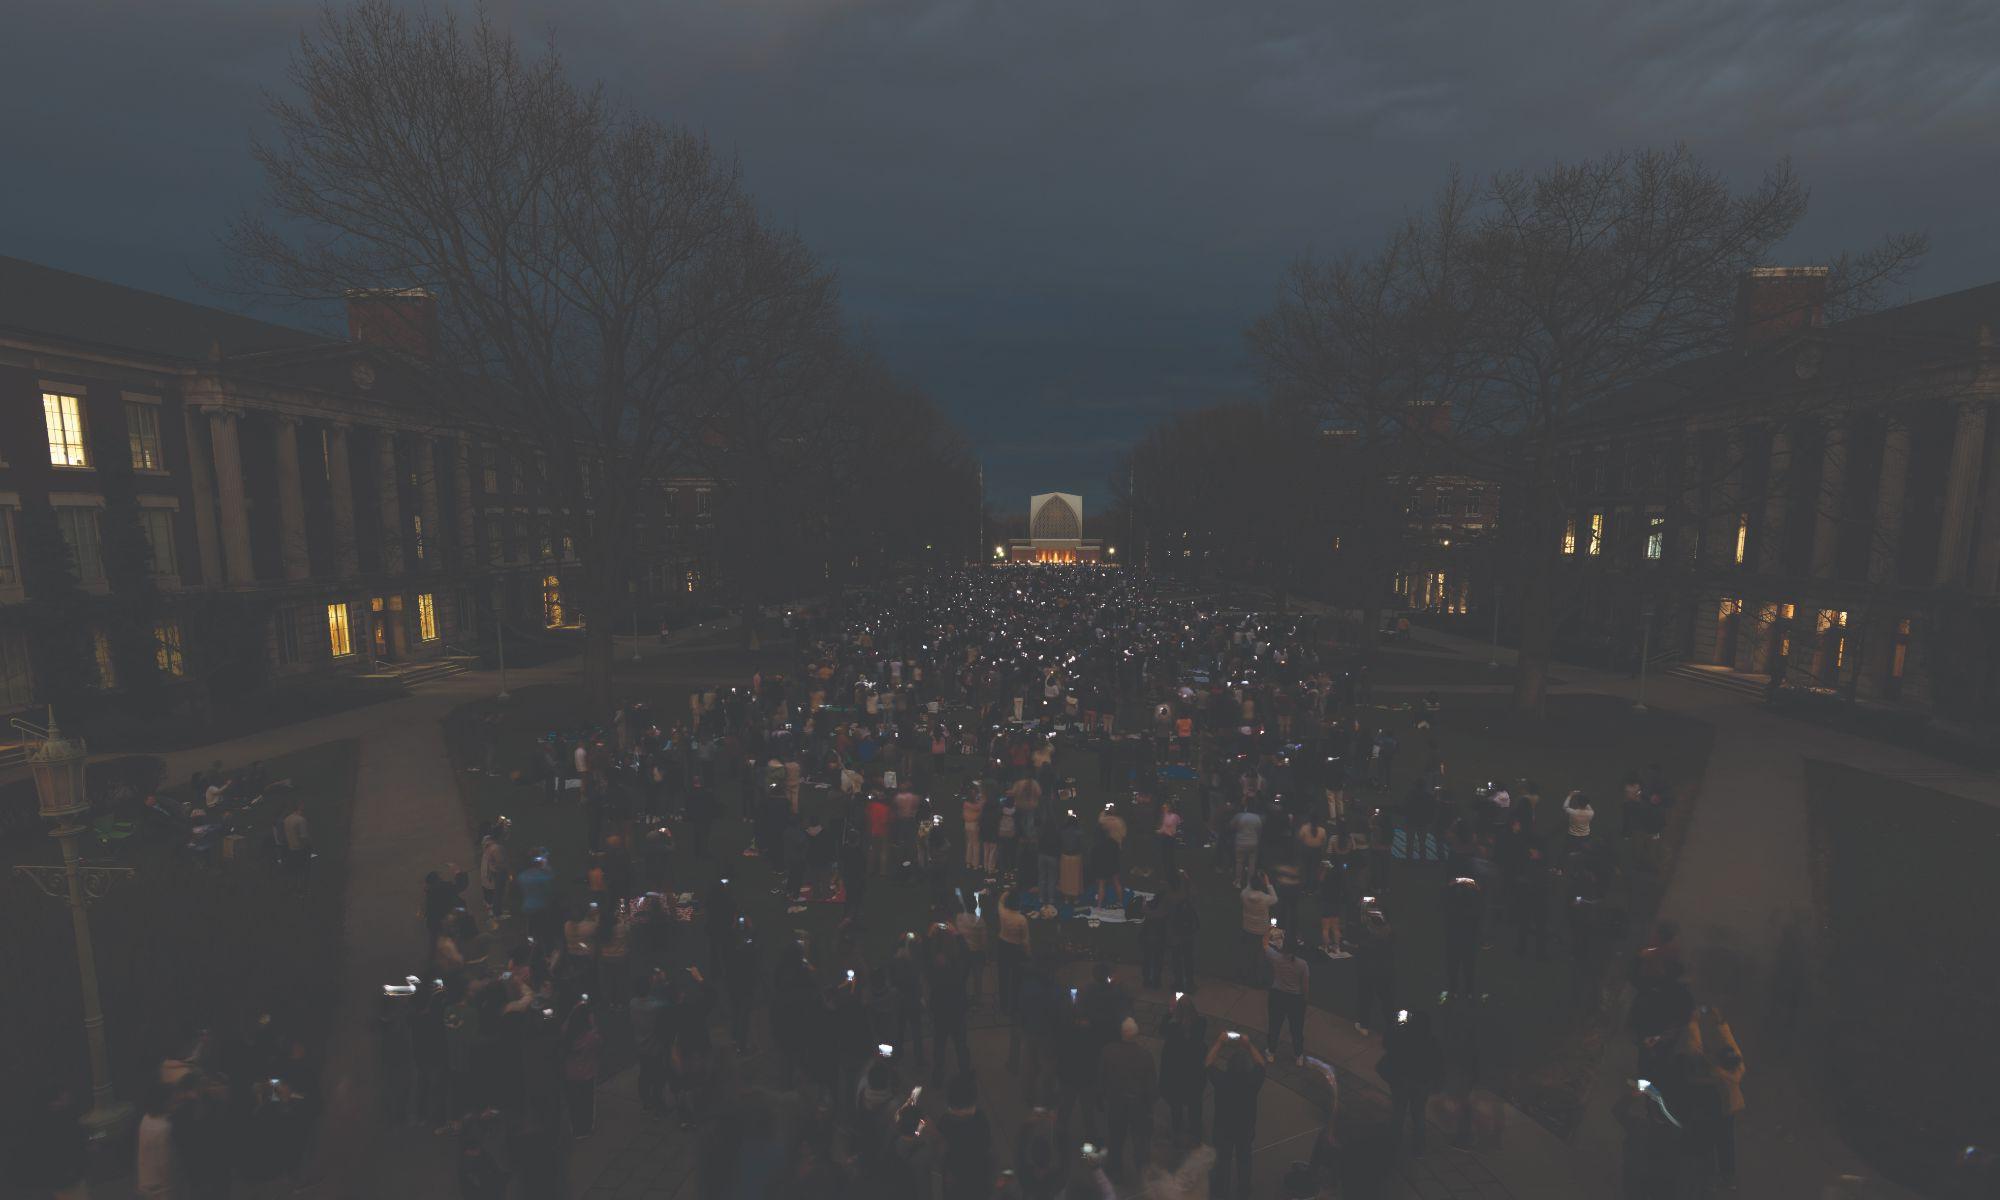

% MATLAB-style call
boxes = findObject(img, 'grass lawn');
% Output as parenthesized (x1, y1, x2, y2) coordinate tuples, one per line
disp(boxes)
(0, 740, 358, 1134)
(1806, 760, 2000, 1194)
(446, 671, 1709, 1135)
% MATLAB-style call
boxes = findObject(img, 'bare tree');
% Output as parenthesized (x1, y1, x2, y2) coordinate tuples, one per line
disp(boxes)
(1401, 147, 1922, 717)
(1249, 229, 1441, 643)
(230, 2, 826, 707)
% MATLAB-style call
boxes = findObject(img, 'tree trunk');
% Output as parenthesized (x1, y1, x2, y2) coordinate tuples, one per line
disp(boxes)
(1513, 560, 1552, 720)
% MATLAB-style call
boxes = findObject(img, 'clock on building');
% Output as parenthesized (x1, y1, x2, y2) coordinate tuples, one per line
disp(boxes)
(350, 359, 377, 390)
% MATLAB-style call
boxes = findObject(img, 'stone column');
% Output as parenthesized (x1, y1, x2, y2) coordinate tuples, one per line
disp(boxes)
(1972, 420, 2000, 592)
(378, 430, 405, 575)
(325, 423, 360, 578)
(1935, 400, 1988, 585)
(207, 408, 255, 585)
(1869, 419, 1910, 584)
(181, 408, 222, 586)
(418, 438, 443, 570)
(1757, 426, 1791, 574)
(1706, 430, 1742, 568)
(454, 438, 478, 565)
(273, 415, 311, 581)
(1810, 422, 1847, 579)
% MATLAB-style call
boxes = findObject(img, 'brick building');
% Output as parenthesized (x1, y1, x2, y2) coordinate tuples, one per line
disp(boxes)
(0, 256, 712, 715)
(1548, 268, 2000, 713)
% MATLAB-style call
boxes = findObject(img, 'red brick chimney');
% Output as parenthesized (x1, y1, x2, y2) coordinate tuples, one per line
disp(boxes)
(1736, 267, 1827, 349)
(345, 288, 438, 358)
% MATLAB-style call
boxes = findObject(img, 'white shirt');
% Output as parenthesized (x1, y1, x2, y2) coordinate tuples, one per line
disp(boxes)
(1564, 797, 1594, 838)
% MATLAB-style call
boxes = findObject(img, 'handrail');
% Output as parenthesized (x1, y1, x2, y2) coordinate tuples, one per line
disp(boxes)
(9, 716, 49, 739)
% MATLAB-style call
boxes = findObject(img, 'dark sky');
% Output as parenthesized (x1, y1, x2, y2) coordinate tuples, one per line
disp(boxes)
(6, 1, 1999, 517)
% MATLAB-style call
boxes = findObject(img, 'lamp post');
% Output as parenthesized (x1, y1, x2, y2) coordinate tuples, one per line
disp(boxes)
(495, 593, 511, 702)
(13, 712, 134, 1148)
(1635, 602, 1656, 712)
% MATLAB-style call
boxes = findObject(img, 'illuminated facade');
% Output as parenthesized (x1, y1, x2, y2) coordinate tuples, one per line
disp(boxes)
(1004, 492, 1109, 564)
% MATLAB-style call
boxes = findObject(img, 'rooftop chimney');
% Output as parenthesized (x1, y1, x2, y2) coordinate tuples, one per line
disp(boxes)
(345, 288, 438, 359)
(1735, 266, 1827, 350)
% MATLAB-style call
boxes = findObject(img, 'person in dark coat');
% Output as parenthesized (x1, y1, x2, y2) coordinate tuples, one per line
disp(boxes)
(1377, 1008, 1443, 1157)
(1158, 993, 1209, 1146)
(936, 1074, 994, 1200)
(1207, 1032, 1268, 1199)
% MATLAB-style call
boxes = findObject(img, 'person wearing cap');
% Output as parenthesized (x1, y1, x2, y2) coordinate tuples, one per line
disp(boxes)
(1097, 1016, 1157, 1178)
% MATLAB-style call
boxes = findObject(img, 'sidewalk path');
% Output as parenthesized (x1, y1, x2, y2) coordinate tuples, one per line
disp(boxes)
(1410, 625, 1998, 1198)
(134, 620, 738, 1198)
(567, 966, 1587, 1199)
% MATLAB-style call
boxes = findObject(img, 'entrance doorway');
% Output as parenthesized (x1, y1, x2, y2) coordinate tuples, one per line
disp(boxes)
(1715, 596, 1741, 667)
(370, 597, 390, 659)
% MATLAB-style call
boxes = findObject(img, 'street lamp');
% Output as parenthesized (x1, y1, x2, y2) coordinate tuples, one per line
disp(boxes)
(14, 712, 134, 1148)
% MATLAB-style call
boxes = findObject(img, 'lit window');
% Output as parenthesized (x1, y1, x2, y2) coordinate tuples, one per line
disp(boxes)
(1562, 518, 1577, 556)
(54, 506, 105, 584)
(140, 509, 178, 577)
(92, 629, 117, 689)
(1586, 512, 1604, 557)
(686, 569, 700, 594)
(44, 392, 90, 467)
(413, 513, 426, 562)
(154, 622, 185, 677)
(417, 592, 438, 642)
(126, 402, 162, 471)
(1734, 514, 1749, 564)
(482, 447, 500, 493)
(1646, 512, 1665, 560)
(0, 634, 33, 708)
(1891, 617, 1910, 680)
(327, 602, 354, 657)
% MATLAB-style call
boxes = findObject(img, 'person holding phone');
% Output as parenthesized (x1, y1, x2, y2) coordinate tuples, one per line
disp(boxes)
(1206, 1030, 1268, 1198)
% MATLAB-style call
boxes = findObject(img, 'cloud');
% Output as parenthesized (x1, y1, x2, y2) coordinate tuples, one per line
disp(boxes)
(3, 0, 1998, 504)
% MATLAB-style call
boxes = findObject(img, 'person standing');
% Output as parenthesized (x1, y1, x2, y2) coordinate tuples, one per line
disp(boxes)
(926, 928, 974, 1085)
(1230, 803, 1263, 889)
(1159, 994, 1209, 1147)
(1098, 1017, 1158, 1179)
(1207, 1032, 1268, 1200)
(1155, 800, 1182, 877)
(562, 999, 601, 1139)
(1442, 876, 1485, 998)
(1377, 1008, 1442, 1157)
(135, 1083, 176, 1198)
(962, 789, 987, 871)
(1238, 872, 1278, 983)
(1352, 905, 1396, 1037)
(936, 1075, 993, 1200)
(1166, 871, 1200, 993)
(1263, 928, 1310, 1065)
(631, 972, 668, 1114)
(996, 890, 1031, 1014)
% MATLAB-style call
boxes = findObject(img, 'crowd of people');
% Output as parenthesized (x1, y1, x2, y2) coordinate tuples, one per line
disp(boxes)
(67, 566, 1747, 1198)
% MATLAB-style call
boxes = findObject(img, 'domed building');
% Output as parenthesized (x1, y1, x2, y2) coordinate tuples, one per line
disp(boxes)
(1003, 492, 1110, 564)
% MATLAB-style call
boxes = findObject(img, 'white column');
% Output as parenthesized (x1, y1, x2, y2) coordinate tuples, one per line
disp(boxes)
(454, 438, 478, 565)
(181, 407, 222, 586)
(273, 415, 311, 581)
(325, 423, 360, 578)
(377, 430, 405, 575)
(1935, 400, 1987, 585)
(418, 438, 443, 571)
(1810, 422, 1846, 579)
(1869, 419, 1909, 585)
(207, 408, 255, 585)
(1757, 426, 1790, 574)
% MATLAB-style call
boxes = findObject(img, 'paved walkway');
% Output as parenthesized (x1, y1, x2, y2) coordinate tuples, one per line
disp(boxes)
(566, 965, 1587, 1199)
(1410, 626, 1999, 1199)
(130, 623, 736, 1199)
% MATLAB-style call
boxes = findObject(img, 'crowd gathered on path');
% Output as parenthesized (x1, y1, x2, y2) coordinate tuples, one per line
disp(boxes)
(88, 567, 1766, 1199)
